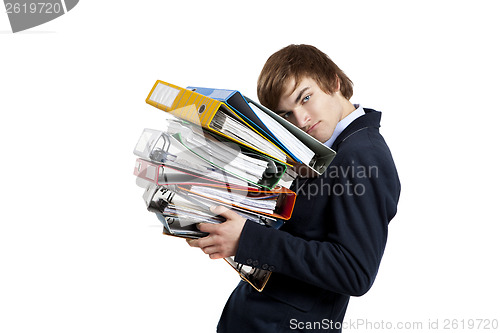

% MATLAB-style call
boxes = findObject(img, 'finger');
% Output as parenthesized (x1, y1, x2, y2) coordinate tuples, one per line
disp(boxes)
(197, 222, 219, 234)
(186, 238, 199, 248)
(195, 234, 217, 250)
(209, 252, 224, 260)
(210, 205, 241, 220)
(187, 234, 212, 248)
(201, 245, 218, 255)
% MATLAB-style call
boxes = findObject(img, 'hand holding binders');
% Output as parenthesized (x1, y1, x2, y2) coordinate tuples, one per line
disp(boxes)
(138, 80, 322, 292)
(142, 183, 274, 292)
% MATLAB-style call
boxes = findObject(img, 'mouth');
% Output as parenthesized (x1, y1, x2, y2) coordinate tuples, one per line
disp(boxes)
(306, 122, 319, 134)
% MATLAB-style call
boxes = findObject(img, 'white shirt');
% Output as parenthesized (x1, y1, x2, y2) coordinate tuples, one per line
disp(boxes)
(323, 104, 365, 148)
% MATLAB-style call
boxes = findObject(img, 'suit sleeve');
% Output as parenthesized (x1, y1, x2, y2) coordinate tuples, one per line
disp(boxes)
(234, 136, 400, 296)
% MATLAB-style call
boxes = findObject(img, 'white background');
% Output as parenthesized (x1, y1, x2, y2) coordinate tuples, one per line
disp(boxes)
(1, 1, 499, 332)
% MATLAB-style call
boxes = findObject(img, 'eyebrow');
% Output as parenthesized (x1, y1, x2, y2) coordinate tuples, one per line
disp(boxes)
(276, 87, 310, 115)
(295, 87, 310, 104)
(276, 110, 289, 116)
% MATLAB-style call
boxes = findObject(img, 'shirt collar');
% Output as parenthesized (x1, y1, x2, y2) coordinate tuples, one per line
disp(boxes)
(323, 104, 365, 148)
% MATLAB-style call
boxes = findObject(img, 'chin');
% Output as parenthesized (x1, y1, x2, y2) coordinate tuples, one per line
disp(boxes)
(315, 135, 328, 143)
(313, 132, 330, 143)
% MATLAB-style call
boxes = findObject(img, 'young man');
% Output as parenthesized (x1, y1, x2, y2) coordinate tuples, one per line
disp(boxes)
(188, 44, 401, 332)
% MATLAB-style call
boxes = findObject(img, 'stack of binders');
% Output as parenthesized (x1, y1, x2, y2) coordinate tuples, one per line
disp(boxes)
(133, 80, 336, 291)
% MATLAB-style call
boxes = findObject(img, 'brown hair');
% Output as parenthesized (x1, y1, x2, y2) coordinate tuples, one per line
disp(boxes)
(257, 44, 353, 111)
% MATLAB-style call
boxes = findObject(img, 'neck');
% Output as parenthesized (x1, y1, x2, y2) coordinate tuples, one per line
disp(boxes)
(340, 99, 356, 121)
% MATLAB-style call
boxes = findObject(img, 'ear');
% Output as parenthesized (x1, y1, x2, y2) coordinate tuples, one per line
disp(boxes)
(334, 74, 341, 92)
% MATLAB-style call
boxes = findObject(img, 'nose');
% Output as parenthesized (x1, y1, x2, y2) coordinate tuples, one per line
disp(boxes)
(293, 107, 311, 129)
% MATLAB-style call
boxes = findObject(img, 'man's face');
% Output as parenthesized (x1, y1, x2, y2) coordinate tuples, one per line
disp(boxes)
(276, 77, 344, 143)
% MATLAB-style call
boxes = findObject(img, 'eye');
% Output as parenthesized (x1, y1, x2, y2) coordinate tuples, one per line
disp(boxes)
(282, 111, 292, 119)
(302, 95, 310, 103)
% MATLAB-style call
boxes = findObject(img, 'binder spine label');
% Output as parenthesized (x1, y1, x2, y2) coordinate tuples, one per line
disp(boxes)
(146, 164, 157, 181)
(150, 82, 180, 108)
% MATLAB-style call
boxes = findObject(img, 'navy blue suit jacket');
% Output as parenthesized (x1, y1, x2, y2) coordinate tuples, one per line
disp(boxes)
(217, 109, 401, 332)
